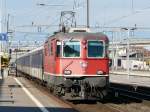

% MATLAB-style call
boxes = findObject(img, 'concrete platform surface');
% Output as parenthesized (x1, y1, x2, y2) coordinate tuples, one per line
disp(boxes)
(110, 70, 150, 77)
(110, 73, 150, 87)
(0, 76, 77, 112)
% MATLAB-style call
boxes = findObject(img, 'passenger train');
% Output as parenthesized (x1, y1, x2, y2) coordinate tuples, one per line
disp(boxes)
(17, 28, 109, 100)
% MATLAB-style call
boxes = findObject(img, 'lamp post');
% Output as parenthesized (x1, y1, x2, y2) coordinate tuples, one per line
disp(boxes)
(121, 27, 137, 78)
(87, 0, 90, 28)
(127, 29, 130, 78)
(112, 31, 116, 71)
(15, 47, 18, 77)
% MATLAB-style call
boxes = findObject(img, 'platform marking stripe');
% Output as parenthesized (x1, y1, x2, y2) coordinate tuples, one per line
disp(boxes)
(14, 78, 49, 112)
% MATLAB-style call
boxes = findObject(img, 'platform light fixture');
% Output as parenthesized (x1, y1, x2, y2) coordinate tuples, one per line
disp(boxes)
(37, 3, 64, 7)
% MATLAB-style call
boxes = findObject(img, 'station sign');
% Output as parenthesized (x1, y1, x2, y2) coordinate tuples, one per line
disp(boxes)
(0, 33, 8, 41)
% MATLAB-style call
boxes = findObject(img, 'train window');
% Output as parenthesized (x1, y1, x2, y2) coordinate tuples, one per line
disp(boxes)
(46, 41, 54, 56)
(44, 47, 47, 56)
(48, 42, 51, 56)
(63, 41, 80, 57)
(56, 41, 61, 57)
(88, 41, 104, 58)
(51, 43, 53, 55)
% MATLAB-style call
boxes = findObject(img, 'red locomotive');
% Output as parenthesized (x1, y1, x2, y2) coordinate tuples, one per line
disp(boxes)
(43, 28, 109, 99)
(17, 28, 109, 100)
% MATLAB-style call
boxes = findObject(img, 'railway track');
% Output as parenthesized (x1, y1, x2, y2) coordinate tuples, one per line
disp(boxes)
(110, 83, 150, 100)
(107, 83, 150, 112)
(103, 95, 150, 112)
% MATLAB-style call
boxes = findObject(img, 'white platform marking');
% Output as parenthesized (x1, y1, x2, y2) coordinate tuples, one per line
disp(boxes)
(14, 77, 49, 112)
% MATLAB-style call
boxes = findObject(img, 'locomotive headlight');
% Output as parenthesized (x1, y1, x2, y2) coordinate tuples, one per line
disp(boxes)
(64, 70, 72, 75)
(80, 62, 88, 68)
(97, 70, 103, 75)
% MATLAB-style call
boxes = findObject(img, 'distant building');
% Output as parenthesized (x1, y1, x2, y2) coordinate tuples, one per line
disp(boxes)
(110, 46, 150, 71)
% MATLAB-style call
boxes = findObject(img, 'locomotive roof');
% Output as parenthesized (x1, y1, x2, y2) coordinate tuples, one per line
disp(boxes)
(47, 32, 109, 42)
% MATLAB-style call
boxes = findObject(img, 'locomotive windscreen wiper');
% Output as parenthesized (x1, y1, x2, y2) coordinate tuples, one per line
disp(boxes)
(63, 37, 74, 47)
(69, 37, 74, 42)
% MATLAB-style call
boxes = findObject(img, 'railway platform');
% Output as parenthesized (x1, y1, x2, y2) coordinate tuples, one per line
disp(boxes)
(110, 70, 150, 77)
(0, 75, 77, 112)
(110, 71, 150, 87)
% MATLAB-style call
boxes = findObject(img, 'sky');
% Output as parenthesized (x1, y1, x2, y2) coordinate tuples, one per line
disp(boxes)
(1, 0, 150, 42)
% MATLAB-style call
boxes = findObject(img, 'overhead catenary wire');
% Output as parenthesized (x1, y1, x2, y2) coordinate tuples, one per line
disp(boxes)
(13, 0, 86, 34)
(34, 0, 75, 32)
(38, 0, 86, 32)
(104, 4, 150, 26)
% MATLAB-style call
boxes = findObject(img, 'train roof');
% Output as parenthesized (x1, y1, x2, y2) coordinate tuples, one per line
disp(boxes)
(47, 32, 109, 42)
(17, 46, 43, 59)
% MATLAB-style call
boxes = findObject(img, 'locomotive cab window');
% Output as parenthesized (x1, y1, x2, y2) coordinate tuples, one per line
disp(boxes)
(63, 41, 80, 57)
(88, 41, 104, 58)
